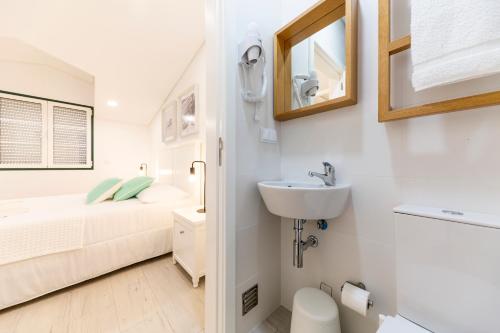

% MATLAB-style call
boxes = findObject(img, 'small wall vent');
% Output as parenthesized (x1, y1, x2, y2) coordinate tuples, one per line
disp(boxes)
(242, 284, 258, 315)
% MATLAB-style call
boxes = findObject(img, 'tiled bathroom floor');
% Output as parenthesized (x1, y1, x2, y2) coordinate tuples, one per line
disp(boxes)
(252, 306, 292, 333)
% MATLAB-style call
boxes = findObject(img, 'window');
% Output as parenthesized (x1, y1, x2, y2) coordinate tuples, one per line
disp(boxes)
(0, 92, 93, 169)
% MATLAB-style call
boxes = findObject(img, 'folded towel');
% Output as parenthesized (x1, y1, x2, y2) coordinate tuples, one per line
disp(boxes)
(411, 0, 500, 91)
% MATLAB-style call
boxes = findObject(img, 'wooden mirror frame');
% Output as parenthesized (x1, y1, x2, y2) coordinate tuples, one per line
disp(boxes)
(274, 0, 357, 121)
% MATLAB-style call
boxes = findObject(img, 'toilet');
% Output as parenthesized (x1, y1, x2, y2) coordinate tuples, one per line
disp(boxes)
(290, 287, 341, 333)
(290, 205, 500, 333)
(377, 205, 500, 333)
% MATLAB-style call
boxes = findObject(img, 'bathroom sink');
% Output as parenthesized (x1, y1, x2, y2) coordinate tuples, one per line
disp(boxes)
(257, 181, 350, 220)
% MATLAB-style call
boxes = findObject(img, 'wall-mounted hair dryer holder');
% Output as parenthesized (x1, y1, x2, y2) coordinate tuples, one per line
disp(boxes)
(238, 22, 267, 104)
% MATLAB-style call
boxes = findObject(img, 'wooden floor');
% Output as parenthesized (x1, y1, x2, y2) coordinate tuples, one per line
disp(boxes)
(0, 254, 205, 333)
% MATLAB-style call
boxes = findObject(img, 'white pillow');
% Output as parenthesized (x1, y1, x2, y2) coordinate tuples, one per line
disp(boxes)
(137, 183, 189, 204)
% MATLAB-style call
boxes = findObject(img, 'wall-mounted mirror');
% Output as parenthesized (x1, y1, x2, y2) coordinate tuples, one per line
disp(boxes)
(274, 0, 357, 121)
(291, 17, 346, 110)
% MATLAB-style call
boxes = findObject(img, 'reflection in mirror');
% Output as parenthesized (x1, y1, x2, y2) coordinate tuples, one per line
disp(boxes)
(291, 17, 346, 110)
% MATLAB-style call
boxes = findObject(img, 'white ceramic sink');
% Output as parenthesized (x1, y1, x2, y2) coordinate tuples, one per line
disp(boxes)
(257, 181, 350, 220)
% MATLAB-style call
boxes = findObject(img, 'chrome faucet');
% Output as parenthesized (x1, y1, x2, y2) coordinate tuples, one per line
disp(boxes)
(308, 162, 336, 186)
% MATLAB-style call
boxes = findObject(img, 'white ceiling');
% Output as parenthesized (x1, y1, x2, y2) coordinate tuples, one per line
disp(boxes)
(0, 0, 205, 125)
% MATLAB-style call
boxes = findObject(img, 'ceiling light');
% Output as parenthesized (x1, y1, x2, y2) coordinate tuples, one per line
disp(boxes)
(107, 100, 119, 107)
(183, 115, 195, 123)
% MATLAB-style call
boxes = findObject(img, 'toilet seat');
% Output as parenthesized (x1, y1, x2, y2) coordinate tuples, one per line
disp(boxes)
(377, 315, 430, 333)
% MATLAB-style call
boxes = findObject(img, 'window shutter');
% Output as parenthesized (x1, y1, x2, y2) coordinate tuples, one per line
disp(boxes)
(48, 102, 92, 168)
(0, 94, 47, 168)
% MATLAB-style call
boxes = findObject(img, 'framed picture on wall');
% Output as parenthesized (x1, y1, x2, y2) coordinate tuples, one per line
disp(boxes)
(162, 101, 177, 142)
(178, 85, 198, 137)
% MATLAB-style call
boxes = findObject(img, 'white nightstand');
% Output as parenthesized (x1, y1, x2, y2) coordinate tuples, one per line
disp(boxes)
(172, 206, 206, 288)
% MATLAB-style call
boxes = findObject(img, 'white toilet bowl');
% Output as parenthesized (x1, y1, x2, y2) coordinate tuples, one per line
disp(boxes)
(290, 287, 341, 333)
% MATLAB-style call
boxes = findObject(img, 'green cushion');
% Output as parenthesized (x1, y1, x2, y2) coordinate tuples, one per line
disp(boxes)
(113, 176, 154, 201)
(86, 178, 123, 204)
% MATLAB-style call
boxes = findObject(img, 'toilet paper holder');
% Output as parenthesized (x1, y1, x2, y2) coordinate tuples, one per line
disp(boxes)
(341, 281, 374, 309)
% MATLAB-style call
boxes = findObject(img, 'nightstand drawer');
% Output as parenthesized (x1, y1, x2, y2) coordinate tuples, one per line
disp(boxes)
(173, 221, 195, 271)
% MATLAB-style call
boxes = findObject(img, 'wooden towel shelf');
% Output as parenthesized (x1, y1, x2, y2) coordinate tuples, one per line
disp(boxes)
(378, 0, 500, 122)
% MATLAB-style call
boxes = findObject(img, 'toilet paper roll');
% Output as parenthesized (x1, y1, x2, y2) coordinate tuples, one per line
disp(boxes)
(341, 282, 370, 316)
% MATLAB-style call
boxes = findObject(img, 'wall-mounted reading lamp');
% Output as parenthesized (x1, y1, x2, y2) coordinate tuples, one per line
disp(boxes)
(190, 161, 206, 213)
(139, 163, 148, 176)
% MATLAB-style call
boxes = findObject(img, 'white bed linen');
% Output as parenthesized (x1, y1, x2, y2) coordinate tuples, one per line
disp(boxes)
(83, 195, 191, 245)
(0, 196, 85, 266)
(0, 228, 171, 310)
(0, 194, 193, 266)
(0, 193, 194, 310)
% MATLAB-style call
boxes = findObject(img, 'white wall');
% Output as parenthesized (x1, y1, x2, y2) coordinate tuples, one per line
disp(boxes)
(279, 1, 500, 333)
(222, 1, 283, 332)
(0, 0, 205, 125)
(314, 20, 346, 69)
(292, 20, 345, 77)
(0, 39, 150, 200)
(149, 45, 206, 181)
(0, 38, 94, 106)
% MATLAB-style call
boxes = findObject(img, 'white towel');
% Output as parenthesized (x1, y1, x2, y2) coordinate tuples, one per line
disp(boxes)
(411, 0, 500, 91)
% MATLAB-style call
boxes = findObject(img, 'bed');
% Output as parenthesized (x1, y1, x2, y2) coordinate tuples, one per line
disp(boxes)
(0, 142, 203, 310)
(0, 193, 193, 310)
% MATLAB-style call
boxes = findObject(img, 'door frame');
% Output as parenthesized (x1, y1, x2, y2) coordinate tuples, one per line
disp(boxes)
(205, 0, 236, 332)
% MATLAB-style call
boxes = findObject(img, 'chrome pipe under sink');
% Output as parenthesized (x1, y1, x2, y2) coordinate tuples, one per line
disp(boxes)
(293, 219, 318, 268)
